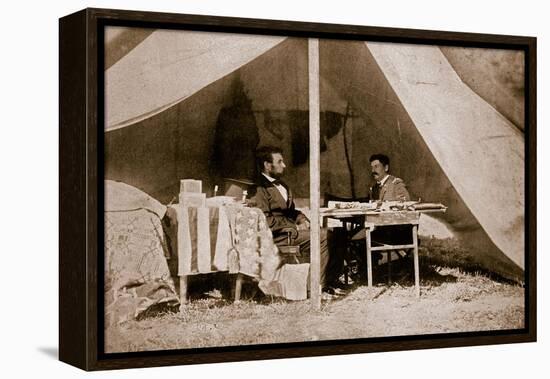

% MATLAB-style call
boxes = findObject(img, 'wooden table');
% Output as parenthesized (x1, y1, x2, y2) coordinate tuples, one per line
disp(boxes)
(321, 207, 445, 297)
(165, 203, 280, 306)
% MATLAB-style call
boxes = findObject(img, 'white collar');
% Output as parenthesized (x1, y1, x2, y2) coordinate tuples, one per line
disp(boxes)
(263, 173, 288, 202)
(378, 174, 390, 186)
(262, 173, 278, 183)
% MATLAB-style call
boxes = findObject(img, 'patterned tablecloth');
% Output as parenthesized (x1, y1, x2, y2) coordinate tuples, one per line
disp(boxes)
(165, 204, 282, 291)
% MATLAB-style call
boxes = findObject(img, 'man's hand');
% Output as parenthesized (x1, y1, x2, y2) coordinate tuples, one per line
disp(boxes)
(296, 215, 310, 231)
(296, 222, 309, 231)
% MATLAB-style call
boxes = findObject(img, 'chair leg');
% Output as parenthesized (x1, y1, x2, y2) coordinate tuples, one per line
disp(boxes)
(343, 261, 348, 285)
(366, 228, 373, 288)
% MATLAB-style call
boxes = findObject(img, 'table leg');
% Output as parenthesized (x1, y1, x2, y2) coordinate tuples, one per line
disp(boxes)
(344, 221, 349, 285)
(235, 273, 243, 302)
(366, 227, 373, 288)
(179, 276, 188, 311)
(387, 252, 392, 284)
(412, 225, 420, 297)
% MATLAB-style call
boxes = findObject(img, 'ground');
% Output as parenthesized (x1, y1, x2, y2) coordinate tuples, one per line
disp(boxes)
(105, 239, 525, 353)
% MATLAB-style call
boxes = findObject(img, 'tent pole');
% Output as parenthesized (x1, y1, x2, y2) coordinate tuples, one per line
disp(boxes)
(308, 38, 321, 310)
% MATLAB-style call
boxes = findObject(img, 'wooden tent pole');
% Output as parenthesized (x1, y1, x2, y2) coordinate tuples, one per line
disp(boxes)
(308, 38, 321, 310)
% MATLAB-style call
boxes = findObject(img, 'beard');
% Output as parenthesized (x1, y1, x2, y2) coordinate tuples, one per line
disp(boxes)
(270, 171, 283, 179)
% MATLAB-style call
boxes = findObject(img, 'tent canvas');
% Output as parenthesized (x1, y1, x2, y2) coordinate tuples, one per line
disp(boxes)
(104, 27, 525, 280)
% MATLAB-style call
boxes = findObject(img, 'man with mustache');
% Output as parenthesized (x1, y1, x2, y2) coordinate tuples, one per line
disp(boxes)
(368, 154, 410, 202)
(350, 154, 412, 274)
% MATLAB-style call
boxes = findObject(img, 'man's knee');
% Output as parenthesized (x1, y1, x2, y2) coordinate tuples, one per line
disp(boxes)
(294, 229, 311, 246)
(320, 228, 328, 241)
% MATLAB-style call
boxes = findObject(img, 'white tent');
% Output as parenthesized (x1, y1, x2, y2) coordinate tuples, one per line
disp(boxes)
(104, 27, 525, 279)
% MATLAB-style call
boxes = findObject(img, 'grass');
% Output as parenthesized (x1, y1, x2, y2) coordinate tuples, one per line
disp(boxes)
(105, 238, 525, 353)
(418, 237, 521, 284)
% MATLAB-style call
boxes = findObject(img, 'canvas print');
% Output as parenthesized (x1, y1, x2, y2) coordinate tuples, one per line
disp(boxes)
(103, 26, 525, 353)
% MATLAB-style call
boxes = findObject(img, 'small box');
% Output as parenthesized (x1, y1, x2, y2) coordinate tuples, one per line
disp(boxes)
(180, 179, 202, 194)
(179, 192, 206, 207)
(279, 263, 310, 301)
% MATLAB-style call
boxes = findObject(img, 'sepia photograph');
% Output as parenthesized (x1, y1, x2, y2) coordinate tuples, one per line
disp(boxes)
(3, 0, 548, 376)
(102, 24, 527, 354)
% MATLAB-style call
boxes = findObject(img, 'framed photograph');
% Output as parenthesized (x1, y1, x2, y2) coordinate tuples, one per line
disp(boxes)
(59, 7, 536, 371)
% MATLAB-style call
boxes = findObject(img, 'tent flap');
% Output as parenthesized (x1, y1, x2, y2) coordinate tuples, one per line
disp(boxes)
(366, 42, 524, 269)
(106, 30, 286, 130)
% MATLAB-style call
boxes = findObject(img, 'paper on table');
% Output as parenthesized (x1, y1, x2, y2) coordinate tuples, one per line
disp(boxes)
(205, 196, 237, 207)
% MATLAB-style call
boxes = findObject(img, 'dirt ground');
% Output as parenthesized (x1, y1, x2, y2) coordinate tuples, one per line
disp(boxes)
(105, 242, 525, 353)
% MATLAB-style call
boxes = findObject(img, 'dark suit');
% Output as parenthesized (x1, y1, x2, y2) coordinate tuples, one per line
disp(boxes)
(250, 174, 332, 287)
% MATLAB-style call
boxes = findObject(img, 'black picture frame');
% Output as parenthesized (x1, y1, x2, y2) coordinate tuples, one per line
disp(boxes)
(59, 7, 536, 371)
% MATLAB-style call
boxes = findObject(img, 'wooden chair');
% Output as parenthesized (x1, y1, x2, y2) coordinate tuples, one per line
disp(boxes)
(277, 229, 301, 264)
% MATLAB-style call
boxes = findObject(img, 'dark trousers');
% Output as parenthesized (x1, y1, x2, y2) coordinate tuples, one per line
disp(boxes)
(273, 228, 332, 287)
